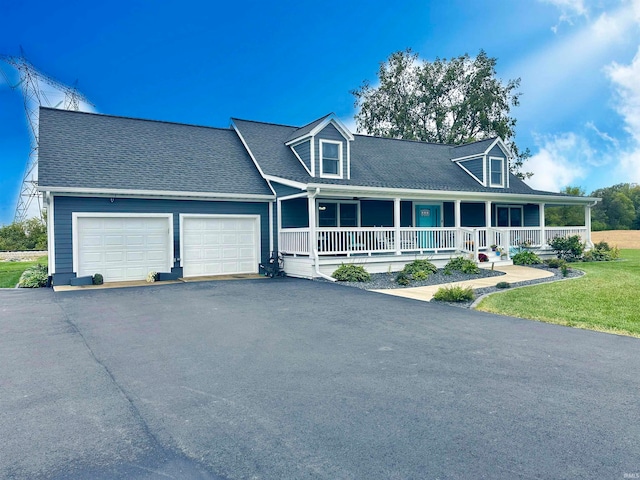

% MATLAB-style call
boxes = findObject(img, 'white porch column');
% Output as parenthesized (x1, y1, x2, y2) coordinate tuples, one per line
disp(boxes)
(394, 197, 402, 255)
(539, 203, 546, 247)
(585, 204, 593, 248)
(454, 200, 461, 251)
(308, 195, 317, 255)
(485, 200, 492, 247)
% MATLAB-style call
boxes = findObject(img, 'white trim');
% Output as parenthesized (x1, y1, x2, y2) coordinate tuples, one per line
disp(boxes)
(289, 140, 313, 176)
(268, 201, 274, 254)
(285, 115, 355, 145)
(316, 199, 360, 227)
(412, 202, 444, 227)
(456, 158, 485, 186)
(46, 192, 55, 275)
(72, 212, 174, 277)
(305, 183, 600, 205)
(38, 186, 274, 201)
(263, 176, 308, 190)
(278, 191, 309, 202)
(310, 136, 316, 176)
(449, 137, 514, 162)
(489, 156, 505, 188)
(319, 139, 344, 179)
(179, 213, 261, 274)
(230, 121, 277, 196)
(346, 139, 351, 180)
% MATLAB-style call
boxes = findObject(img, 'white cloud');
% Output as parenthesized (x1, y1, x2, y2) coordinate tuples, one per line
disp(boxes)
(524, 133, 588, 191)
(542, 0, 589, 30)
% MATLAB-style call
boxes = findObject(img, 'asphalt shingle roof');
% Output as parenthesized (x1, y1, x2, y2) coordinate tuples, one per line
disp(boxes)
(284, 113, 332, 143)
(451, 137, 497, 159)
(233, 118, 555, 196)
(38, 108, 273, 196)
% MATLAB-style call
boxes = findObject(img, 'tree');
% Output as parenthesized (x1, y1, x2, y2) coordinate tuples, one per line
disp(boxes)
(0, 217, 47, 251)
(352, 49, 532, 178)
(591, 183, 640, 230)
(545, 186, 586, 226)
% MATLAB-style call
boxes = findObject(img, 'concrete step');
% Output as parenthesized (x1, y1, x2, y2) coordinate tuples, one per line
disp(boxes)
(478, 259, 513, 269)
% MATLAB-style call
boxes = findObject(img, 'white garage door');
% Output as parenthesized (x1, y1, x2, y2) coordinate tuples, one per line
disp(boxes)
(181, 215, 260, 277)
(76, 215, 172, 282)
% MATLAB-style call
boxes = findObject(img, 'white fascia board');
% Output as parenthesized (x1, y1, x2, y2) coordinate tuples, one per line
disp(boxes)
(305, 183, 600, 205)
(230, 120, 278, 196)
(286, 115, 355, 145)
(40, 186, 274, 202)
(263, 175, 308, 190)
(456, 159, 485, 186)
(289, 141, 313, 176)
(450, 137, 513, 162)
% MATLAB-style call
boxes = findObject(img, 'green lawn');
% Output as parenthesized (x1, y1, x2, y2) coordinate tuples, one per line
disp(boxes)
(0, 257, 48, 288)
(476, 249, 640, 337)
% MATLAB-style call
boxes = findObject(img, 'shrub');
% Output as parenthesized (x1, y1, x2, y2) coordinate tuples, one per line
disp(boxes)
(561, 264, 570, 277)
(544, 258, 566, 269)
(17, 263, 48, 288)
(583, 242, 620, 262)
(444, 256, 480, 274)
(412, 270, 429, 281)
(512, 251, 542, 265)
(395, 271, 411, 285)
(332, 264, 371, 282)
(432, 285, 474, 302)
(92, 273, 104, 285)
(403, 259, 437, 276)
(478, 253, 489, 262)
(549, 235, 585, 262)
(495, 281, 511, 289)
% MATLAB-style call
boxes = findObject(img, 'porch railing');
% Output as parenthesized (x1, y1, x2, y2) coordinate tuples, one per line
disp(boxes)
(279, 226, 589, 257)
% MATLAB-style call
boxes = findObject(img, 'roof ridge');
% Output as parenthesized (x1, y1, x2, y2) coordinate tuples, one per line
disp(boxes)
(40, 106, 233, 133)
(353, 132, 455, 147)
(231, 117, 299, 129)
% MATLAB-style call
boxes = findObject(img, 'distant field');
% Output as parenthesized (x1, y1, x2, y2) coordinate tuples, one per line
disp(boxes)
(591, 230, 640, 249)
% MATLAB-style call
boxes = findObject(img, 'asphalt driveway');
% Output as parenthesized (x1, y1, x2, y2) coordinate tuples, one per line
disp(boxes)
(1, 278, 639, 479)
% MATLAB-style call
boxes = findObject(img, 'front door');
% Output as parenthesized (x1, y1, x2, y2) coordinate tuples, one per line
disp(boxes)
(415, 205, 440, 248)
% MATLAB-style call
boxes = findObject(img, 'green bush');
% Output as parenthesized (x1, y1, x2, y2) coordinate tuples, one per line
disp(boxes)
(544, 258, 566, 269)
(444, 257, 480, 274)
(332, 264, 371, 282)
(549, 235, 585, 262)
(512, 251, 542, 265)
(495, 281, 511, 289)
(583, 242, 620, 262)
(395, 271, 411, 285)
(403, 259, 437, 275)
(17, 263, 48, 288)
(432, 285, 474, 302)
(0, 217, 47, 251)
(93, 273, 104, 285)
(412, 270, 429, 281)
(561, 264, 570, 277)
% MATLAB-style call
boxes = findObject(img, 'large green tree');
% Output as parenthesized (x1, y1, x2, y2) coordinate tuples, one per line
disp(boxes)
(0, 217, 47, 251)
(591, 183, 640, 230)
(352, 49, 532, 178)
(545, 186, 586, 226)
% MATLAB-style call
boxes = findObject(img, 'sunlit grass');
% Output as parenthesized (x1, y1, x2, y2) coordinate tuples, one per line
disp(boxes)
(476, 250, 640, 337)
(0, 256, 48, 288)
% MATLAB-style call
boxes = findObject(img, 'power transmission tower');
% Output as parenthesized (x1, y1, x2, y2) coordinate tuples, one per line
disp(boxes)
(0, 49, 92, 222)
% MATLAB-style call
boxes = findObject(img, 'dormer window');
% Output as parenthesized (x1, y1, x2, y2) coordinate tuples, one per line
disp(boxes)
(490, 157, 504, 187)
(320, 140, 342, 178)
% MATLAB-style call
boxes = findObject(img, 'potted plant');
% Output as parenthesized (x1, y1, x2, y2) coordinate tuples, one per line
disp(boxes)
(490, 244, 497, 251)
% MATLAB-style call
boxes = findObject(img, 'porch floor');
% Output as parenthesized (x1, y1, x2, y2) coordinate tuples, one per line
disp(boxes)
(371, 265, 554, 302)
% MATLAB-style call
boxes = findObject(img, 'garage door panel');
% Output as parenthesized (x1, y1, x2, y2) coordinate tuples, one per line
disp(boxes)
(182, 216, 259, 277)
(77, 216, 170, 282)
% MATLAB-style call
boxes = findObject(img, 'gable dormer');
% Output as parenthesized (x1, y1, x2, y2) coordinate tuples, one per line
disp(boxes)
(451, 137, 512, 189)
(285, 114, 354, 179)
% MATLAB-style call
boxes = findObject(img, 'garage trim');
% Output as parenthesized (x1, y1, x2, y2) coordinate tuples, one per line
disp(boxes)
(179, 214, 261, 275)
(72, 212, 174, 276)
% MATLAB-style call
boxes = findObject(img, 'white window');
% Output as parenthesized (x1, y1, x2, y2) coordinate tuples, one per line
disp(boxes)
(490, 157, 504, 187)
(320, 140, 342, 178)
(317, 201, 358, 227)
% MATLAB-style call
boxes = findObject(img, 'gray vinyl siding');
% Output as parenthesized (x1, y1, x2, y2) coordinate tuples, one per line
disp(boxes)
(52, 195, 270, 285)
(281, 198, 309, 228)
(524, 204, 540, 227)
(314, 123, 347, 178)
(461, 202, 486, 227)
(271, 181, 304, 198)
(459, 157, 484, 184)
(361, 200, 393, 227)
(292, 140, 312, 172)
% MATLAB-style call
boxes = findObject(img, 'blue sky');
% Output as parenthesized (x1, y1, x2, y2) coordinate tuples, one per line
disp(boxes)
(1, 0, 639, 226)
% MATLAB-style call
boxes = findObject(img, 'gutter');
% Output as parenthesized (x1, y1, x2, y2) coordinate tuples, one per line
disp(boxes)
(309, 187, 336, 282)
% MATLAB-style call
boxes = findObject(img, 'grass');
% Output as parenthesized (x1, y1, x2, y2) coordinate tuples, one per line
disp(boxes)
(476, 249, 640, 337)
(0, 257, 48, 288)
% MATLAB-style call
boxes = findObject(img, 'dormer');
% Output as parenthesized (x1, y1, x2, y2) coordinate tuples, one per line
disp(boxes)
(450, 137, 512, 189)
(285, 113, 354, 179)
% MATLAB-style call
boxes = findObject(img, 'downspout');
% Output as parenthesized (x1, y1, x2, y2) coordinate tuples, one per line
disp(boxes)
(309, 187, 336, 282)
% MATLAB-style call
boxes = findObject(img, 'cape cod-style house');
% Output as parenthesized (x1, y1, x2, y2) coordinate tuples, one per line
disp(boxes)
(37, 108, 598, 285)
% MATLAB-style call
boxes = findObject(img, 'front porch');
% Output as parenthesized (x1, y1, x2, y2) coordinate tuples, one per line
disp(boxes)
(276, 194, 592, 279)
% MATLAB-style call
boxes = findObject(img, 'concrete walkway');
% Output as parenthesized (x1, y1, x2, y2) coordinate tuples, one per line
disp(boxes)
(371, 265, 554, 302)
